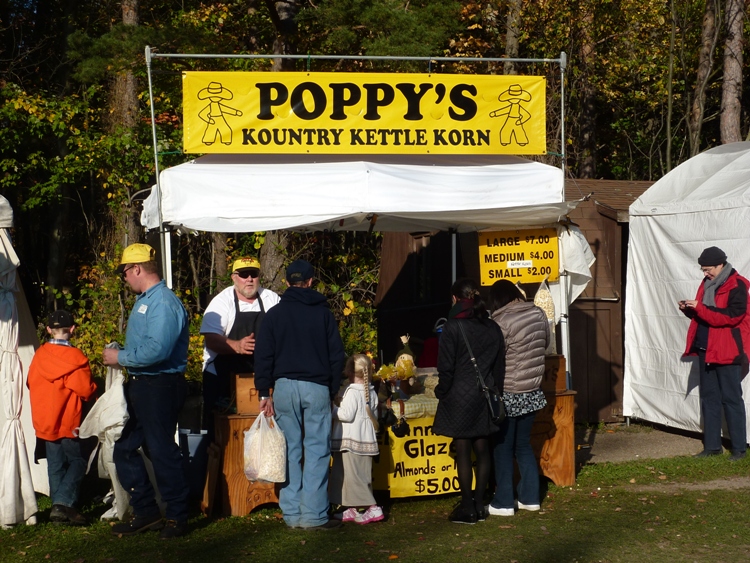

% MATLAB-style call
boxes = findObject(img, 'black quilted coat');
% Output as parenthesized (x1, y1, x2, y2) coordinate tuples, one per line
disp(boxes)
(432, 316, 505, 438)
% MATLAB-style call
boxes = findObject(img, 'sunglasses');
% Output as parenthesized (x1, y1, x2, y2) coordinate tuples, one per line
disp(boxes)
(235, 269, 260, 279)
(120, 265, 135, 279)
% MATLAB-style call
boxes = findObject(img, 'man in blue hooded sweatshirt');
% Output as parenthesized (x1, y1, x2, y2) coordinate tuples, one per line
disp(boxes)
(255, 259, 346, 530)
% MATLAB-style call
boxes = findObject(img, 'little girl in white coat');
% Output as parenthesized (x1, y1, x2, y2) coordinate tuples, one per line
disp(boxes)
(330, 354, 384, 524)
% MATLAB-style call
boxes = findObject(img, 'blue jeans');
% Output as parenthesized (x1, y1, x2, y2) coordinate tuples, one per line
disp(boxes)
(273, 378, 332, 528)
(46, 438, 86, 507)
(490, 411, 540, 509)
(114, 373, 189, 522)
(698, 359, 747, 454)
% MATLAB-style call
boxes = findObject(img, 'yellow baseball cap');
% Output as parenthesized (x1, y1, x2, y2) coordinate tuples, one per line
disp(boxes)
(232, 257, 261, 273)
(118, 243, 156, 272)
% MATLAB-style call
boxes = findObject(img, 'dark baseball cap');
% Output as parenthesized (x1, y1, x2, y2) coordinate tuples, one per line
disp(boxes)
(48, 310, 74, 329)
(286, 259, 314, 283)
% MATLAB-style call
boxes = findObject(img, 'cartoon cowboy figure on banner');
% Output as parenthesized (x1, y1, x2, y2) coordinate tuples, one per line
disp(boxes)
(489, 84, 532, 147)
(198, 82, 243, 146)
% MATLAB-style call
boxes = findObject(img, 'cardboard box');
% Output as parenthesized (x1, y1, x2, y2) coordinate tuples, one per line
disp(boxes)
(233, 373, 261, 415)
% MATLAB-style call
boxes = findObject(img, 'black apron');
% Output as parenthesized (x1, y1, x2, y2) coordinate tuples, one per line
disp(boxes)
(213, 290, 266, 377)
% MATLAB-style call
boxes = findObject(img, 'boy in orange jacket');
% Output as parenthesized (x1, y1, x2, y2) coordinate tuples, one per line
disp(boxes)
(28, 310, 97, 525)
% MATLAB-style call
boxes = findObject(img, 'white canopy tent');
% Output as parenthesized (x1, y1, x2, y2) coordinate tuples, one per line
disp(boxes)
(0, 195, 41, 527)
(624, 142, 750, 437)
(142, 154, 578, 233)
(142, 153, 594, 376)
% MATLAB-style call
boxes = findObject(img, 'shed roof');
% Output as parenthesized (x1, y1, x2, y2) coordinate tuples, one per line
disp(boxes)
(566, 179, 653, 221)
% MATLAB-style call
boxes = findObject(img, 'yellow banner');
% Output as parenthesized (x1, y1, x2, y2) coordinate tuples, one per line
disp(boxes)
(479, 227, 559, 285)
(182, 71, 546, 155)
(373, 417, 472, 498)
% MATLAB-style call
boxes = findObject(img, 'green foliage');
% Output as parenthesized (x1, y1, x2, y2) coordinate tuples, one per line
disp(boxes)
(298, 0, 464, 69)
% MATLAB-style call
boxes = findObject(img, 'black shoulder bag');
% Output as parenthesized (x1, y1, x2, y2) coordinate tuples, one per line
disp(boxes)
(457, 321, 506, 425)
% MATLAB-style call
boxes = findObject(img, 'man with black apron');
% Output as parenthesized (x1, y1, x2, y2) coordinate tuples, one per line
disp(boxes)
(200, 257, 280, 439)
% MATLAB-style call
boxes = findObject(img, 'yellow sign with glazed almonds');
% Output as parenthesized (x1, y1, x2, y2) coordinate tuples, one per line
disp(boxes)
(372, 417, 471, 497)
(182, 71, 546, 154)
(479, 227, 560, 285)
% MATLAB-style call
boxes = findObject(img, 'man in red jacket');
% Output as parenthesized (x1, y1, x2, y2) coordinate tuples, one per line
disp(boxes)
(680, 246, 749, 461)
(27, 310, 97, 524)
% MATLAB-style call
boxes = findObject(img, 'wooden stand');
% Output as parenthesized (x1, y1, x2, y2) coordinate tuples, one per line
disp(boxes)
(530, 389, 577, 487)
(213, 413, 279, 516)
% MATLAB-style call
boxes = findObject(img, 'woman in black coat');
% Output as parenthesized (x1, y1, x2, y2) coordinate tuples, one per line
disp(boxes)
(433, 278, 505, 524)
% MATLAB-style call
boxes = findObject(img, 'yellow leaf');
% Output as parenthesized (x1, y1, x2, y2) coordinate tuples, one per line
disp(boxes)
(343, 308, 351, 316)
(346, 300, 354, 309)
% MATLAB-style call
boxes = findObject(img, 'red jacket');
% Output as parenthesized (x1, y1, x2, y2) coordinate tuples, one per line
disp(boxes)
(27, 343, 97, 441)
(683, 269, 750, 367)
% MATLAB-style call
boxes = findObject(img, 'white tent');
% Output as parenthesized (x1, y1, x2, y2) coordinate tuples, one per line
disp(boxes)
(0, 195, 41, 527)
(624, 142, 750, 437)
(141, 154, 578, 233)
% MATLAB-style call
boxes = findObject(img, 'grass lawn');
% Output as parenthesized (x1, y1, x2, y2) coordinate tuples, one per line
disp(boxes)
(2, 452, 749, 563)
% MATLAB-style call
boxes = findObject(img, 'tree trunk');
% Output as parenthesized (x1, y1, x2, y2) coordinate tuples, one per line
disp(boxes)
(256, 1, 298, 281)
(108, 0, 141, 248)
(212, 231, 229, 293)
(265, 0, 299, 71)
(688, 0, 718, 156)
(260, 231, 289, 294)
(666, 0, 676, 171)
(577, 2, 596, 178)
(720, 0, 744, 143)
(503, 0, 521, 75)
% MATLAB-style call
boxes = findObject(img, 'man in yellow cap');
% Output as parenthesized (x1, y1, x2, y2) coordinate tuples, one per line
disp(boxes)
(102, 243, 190, 538)
(199, 257, 279, 438)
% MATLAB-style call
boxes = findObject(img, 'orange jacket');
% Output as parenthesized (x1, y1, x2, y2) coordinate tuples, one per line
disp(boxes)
(27, 343, 97, 441)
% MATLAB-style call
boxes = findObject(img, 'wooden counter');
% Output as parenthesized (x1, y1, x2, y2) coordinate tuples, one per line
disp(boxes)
(213, 413, 279, 516)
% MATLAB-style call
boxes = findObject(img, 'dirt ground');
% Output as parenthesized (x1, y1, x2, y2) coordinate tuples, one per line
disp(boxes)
(575, 421, 704, 465)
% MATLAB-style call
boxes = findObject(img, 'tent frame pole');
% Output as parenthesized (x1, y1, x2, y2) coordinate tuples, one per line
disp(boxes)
(145, 46, 172, 286)
(144, 49, 572, 370)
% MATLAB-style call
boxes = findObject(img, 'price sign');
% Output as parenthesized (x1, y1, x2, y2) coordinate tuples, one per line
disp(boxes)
(478, 227, 559, 285)
(372, 417, 474, 498)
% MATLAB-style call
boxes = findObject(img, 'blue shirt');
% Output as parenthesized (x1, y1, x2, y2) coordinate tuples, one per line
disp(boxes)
(118, 280, 189, 375)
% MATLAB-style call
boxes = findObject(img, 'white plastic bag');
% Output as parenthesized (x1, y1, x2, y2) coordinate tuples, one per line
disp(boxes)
(243, 413, 287, 483)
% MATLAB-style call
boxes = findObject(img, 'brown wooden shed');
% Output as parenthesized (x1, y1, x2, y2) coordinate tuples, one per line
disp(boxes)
(564, 179, 652, 422)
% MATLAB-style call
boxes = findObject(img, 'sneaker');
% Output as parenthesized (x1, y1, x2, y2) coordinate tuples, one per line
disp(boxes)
(111, 514, 164, 536)
(486, 504, 514, 517)
(304, 519, 343, 531)
(160, 519, 188, 539)
(50, 504, 68, 524)
(449, 504, 477, 525)
(516, 502, 541, 512)
(729, 451, 746, 462)
(355, 505, 384, 525)
(693, 449, 722, 458)
(333, 507, 358, 522)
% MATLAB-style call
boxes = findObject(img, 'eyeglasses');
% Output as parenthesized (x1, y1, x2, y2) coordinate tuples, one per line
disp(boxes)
(235, 269, 260, 279)
(700, 266, 717, 274)
(121, 265, 135, 279)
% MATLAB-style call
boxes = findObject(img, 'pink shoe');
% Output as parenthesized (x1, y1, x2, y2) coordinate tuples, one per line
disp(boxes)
(333, 507, 358, 522)
(355, 505, 384, 525)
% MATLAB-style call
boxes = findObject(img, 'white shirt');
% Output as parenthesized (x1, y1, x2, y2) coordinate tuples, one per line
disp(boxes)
(200, 286, 280, 374)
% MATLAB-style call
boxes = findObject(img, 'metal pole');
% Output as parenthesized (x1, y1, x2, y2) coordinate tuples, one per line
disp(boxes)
(557, 52, 573, 389)
(146, 46, 172, 287)
(148, 52, 564, 65)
